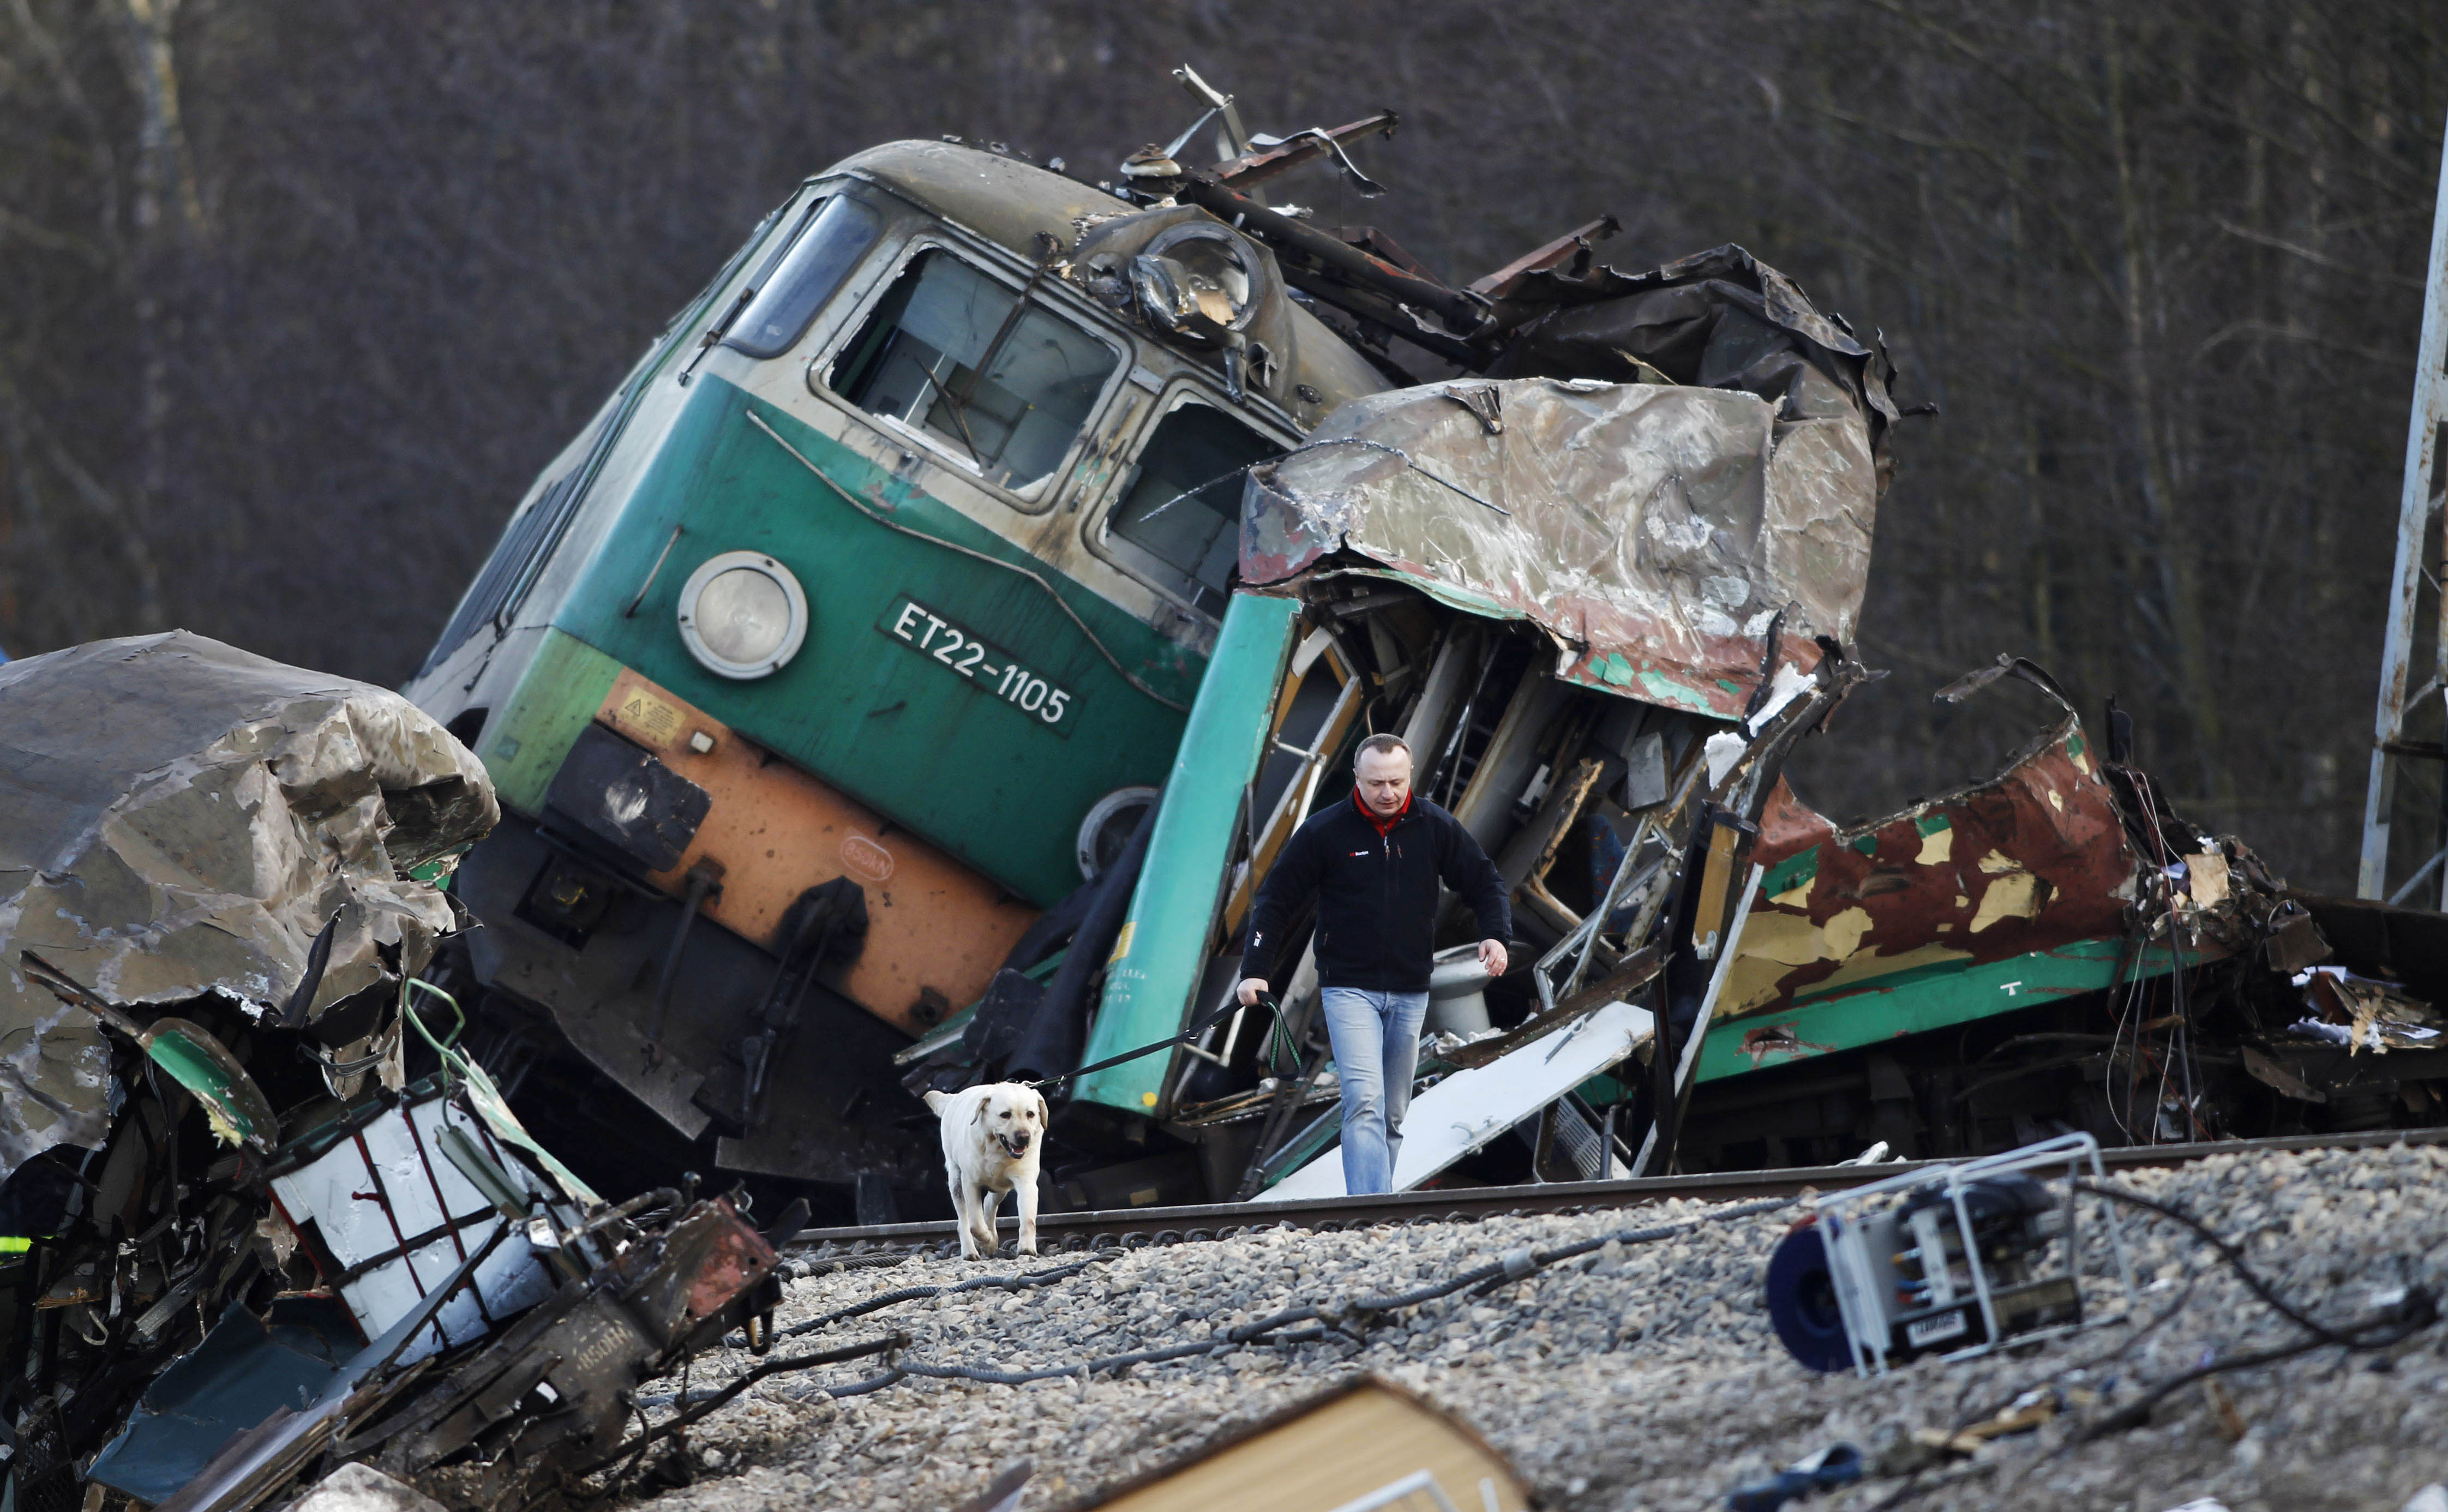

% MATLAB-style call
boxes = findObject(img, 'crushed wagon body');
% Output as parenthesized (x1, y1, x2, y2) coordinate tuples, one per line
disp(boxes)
(1717, 675, 2147, 1073)
(392, 79, 2448, 1225)
(1666, 660, 2448, 1169)
(0, 631, 493, 1177)
(0, 633, 786, 1512)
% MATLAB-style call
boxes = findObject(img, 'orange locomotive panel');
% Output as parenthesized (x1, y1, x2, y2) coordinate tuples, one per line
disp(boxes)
(596, 669, 1039, 1036)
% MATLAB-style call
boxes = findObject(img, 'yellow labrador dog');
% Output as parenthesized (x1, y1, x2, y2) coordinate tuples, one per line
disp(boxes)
(922, 1083, 1048, 1258)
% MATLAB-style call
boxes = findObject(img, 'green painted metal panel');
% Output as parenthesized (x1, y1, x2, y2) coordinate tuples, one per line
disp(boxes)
(1072, 593, 1300, 1113)
(1695, 934, 2194, 1083)
(481, 629, 626, 816)
(550, 379, 1204, 906)
(1634, 668, 1717, 712)
(1759, 848, 1819, 898)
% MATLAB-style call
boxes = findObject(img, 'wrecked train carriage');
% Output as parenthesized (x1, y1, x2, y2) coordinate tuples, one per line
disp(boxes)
(0, 631, 493, 1183)
(0, 634, 789, 1512)
(403, 138, 1390, 1204)
(400, 94, 1907, 1207)
(1669, 661, 2448, 1169)
(407, 86, 1917, 1207)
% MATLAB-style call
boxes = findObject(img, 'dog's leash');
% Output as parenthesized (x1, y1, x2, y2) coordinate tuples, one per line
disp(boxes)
(1022, 994, 1300, 1093)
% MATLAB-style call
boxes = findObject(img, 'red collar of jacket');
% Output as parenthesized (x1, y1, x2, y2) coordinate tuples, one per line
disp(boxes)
(1353, 787, 1412, 837)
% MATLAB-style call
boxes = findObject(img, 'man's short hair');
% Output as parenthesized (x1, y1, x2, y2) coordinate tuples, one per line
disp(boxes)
(1354, 733, 1412, 767)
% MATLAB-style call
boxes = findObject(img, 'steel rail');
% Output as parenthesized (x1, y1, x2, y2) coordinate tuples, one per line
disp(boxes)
(790, 1127, 2448, 1260)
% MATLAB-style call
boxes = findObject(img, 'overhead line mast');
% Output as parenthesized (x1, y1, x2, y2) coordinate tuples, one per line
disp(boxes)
(2359, 110, 2448, 904)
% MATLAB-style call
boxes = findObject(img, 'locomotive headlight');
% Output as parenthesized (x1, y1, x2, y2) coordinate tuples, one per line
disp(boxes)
(1127, 224, 1260, 344)
(676, 551, 808, 679)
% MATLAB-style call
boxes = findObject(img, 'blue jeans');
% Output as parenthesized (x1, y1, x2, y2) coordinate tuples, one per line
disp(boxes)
(1320, 987, 1429, 1195)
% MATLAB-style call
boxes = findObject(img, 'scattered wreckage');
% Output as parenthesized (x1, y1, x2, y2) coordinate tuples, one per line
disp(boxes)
(1671, 657, 2448, 1173)
(387, 74, 2448, 1222)
(0, 634, 791, 1512)
(398, 77, 1913, 1216)
(3, 69, 2447, 1512)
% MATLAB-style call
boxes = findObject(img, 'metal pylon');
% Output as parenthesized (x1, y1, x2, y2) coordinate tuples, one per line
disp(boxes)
(2358, 112, 2448, 905)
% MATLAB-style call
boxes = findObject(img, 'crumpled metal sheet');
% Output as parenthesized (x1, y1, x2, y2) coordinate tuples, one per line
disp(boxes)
(1484, 243, 1900, 490)
(1240, 376, 1876, 716)
(0, 631, 496, 1176)
(1718, 713, 2137, 1021)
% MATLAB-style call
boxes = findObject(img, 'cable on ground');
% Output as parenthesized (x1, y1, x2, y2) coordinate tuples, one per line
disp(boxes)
(538, 1332, 907, 1509)
(581, 1195, 1797, 1502)
(763, 1257, 1099, 1342)
(1871, 1177, 2441, 1510)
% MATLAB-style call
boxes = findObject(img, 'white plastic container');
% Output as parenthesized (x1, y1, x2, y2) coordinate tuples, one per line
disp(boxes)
(269, 1089, 558, 1364)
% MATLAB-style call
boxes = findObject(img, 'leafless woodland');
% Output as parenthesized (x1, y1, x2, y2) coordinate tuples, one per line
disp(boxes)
(1, 1, 2443, 890)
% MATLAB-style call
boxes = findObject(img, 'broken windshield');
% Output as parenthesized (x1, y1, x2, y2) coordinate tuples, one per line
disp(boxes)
(828, 247, 1117, 493)
(1105, 401, 1280, 615)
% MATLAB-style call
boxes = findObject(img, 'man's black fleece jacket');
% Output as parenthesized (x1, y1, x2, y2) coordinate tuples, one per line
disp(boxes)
(1240, 793, 1512, 993)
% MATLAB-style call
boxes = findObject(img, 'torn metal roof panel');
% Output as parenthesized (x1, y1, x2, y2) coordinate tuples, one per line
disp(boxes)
(1718, 713, 2138, 1031)
(1240, 376, 1877, 716)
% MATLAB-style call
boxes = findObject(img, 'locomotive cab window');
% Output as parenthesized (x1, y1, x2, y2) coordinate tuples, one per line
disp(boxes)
(827, 248, 1117, 494)
(1102, 401, 1281, 616)
(725, 196, 883, 359)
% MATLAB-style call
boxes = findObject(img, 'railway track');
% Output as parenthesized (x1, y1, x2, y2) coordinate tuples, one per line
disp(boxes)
(789, 1126, 2448, 1261)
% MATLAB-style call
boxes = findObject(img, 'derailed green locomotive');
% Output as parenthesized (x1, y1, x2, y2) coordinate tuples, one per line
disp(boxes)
(407, 98, 1930, 1215)
(404, 132, 1396, 1204)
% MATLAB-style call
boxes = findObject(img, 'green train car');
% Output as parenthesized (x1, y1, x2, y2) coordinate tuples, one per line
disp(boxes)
(430, 81, 2328, 1216)
(405, 137, 1387, 1207)
(404, 85, 1939, 1215)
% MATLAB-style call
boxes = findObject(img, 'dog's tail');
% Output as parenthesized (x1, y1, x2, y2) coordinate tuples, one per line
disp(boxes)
(922, 1089, 952, 1114)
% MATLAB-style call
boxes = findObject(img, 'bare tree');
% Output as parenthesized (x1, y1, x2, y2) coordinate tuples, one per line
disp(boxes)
(0, 0, 2439, 888)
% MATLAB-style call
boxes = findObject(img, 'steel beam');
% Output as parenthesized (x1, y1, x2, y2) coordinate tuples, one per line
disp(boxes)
(2360, 110, 2448, 901)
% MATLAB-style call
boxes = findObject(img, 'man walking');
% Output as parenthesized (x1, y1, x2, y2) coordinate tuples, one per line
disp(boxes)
(1237, 734, 1511, 1195)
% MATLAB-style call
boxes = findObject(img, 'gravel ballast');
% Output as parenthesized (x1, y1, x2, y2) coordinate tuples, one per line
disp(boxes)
(617, 1143, 2448, 1511)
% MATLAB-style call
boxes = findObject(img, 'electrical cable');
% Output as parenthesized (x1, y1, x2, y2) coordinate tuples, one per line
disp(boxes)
(545, 1331, 908, 1496)
(766, 1195, 1791, 1362)
(771, 1257, 1099, 1340)
(401, 976, 469, 1090)
(574, 1193, 1798, 1503)
(1873, 1178, 2441, 1510)
(800, 1252, 914, 1275)
(1942, 1273, 2200, 1443)
(590, 1174, 2433, 1510)
(2070, 1179, 2386, 1345)
(2075, 1291, 2434, 1441)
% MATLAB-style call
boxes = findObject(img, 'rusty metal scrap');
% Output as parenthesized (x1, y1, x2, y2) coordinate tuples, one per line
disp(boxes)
(1725, 710, 2136, 1023)
(1206, 111, 1399, 193)
(1656, 647, 2448, 1164)
(357, 1198, 777, 1505)
(1707, 656, 2342, 1032)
